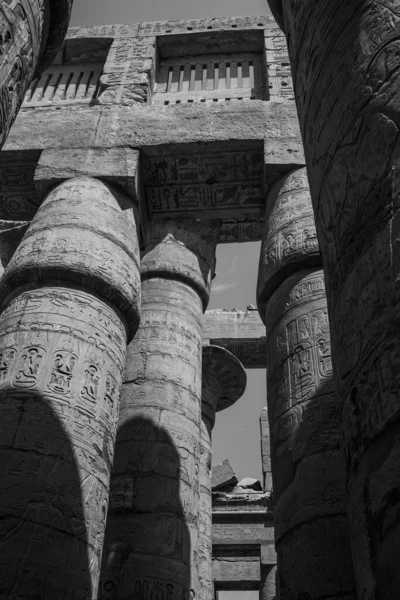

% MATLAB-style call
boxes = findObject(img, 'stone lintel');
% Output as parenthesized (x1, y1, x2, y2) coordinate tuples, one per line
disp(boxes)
(203, 308, 265, 368)
(264, 138, 304, 169)
(213, 558, 260, 585)
(65, 15, 277, 42)
(34, 147, 140, 201)
(212, 520, 274, 545)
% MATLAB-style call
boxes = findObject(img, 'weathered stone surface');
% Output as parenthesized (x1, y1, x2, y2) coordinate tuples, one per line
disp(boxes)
(268, 1, 400, 596)
(203, 307, 266, 368)
(260, 268, 354, 599)
(199, 345, 246, 600)
(213, 557, 260, 583)
(212, 520, 274, 546)
(237, 477, 262, 491)
(2, 177, 140, 339)
(100, 218, 219, 600)
(257, 168, 320, 313)
(0, 176, 140, 598)
(212, 459, 238, 491)
(257, 168, 355, 598)
(0, 0, 73, 148)
(260, 407, 272, 493)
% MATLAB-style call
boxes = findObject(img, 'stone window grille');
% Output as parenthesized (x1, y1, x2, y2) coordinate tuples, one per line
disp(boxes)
(153, 53, 264, 105)
(22, 64, 103, 108)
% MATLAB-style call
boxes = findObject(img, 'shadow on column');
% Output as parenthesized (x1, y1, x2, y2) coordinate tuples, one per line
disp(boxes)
(100, 416, 191, 600)
(272, 378, 355, 599)
(0, 390, 92, 599)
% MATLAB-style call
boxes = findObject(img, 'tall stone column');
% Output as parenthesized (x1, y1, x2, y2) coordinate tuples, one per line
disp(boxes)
(100, 218, 220, 600)
(0, 176, 140, 599)
(0, 0, 73, 148)
(257, 168, 355, 599)
(267, 2, 400, 596)
(199, 344, 246, 600)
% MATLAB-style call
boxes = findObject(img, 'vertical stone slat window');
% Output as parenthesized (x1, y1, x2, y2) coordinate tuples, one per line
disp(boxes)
(22, 64, 103, 108)
(154, 53, 264, 104)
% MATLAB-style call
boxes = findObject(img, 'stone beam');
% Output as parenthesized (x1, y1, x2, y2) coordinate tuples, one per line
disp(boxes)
(203, 308, 265, 368)
(213, 558, 260, 585)
(212, 520, 274, 546)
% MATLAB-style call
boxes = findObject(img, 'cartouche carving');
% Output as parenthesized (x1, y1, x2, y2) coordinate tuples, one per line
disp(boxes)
(257, 170, 355, 599)
(0, 176, 140, 598)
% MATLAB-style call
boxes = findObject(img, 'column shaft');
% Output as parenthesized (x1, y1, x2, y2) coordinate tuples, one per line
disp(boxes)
(257, 169, 355, 599)
(199, 419, 213, 600)
(260, 565, 276, 600)
(100, 219, 219, 600)
(269, 2, 400, 596)
(0, 176, 140, 599)
(0, 0, 73, 148)
(198, 345, 246, 600)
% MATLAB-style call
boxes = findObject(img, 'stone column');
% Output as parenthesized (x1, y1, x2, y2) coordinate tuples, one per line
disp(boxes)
(0, 0, 73, 148)
(257, 168, 355, 599)
(260, 565, 276, 600)
(0, 176, 140, 599)
(199, 345, 246, 600)
(100, 218, 220, 600)
(267, 1, 400, 596)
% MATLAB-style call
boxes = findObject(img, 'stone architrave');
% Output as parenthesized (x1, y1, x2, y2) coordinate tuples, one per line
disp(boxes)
(200, 344, 246, 600)
(266, 2, 400, 596)
(257, 168, 355, 599)
(0, 0, 73, 148)
(99, 218, 220, 600)
(0, 176, 141, 599)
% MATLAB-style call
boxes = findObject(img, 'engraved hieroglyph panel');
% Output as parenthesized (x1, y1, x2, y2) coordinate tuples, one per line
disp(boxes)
(0, 287, 126, 599)
(143, 150, 265, 220)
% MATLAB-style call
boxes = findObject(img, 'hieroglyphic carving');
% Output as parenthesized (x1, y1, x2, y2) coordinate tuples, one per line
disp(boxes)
(144, 151, 264, 218)
(101, 220, 219, 599)
(0, 175, 140, 597)
(3, 177, 141, 338)
(0, 0, 73, 148)
(0, 287, 128, 598)
(257, 168, 320, 307)
(267, 1, 400, 592)
(219, 218, 263, 243)
(257, 166, 355, 597)
(0, 151, 40, 220)
(260, 269, 355, 598)
(138, 15, 271, 37)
